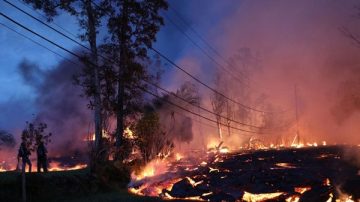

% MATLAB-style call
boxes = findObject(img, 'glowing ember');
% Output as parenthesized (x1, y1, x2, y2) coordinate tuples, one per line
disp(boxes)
(175, 153, 183, 161)
(286, 196, 300, 202)
(242, 191, 284, 202)
(219, 147, 229, 153)
(128, 145, 360, 201)
(294, 186, 311, 194)
(275, 163, 297, 169)
(124, 127, 135, 139)
(323, 178, 331, 186)
(209, 167, 219, 173)
(326, 193, 333, 202)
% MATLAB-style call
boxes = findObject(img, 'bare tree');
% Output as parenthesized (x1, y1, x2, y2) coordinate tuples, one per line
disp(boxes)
(211, 74, 226, 140)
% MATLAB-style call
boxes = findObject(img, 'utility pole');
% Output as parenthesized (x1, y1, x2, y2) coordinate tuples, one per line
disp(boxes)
(294, 84, 300, 145)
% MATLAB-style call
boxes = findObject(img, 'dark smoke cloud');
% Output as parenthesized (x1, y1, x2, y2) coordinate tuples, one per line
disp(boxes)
(18, 59, 44, 87)
(0, 130, 16, 149)
(18, 57, 91, 154)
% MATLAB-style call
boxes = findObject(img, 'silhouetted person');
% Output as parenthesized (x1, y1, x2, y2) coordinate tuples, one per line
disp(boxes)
(18, 139, 31, 173)
(36, 139, 48, 172)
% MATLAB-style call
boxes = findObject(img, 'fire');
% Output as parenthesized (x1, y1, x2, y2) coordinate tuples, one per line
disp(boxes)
(336, 195, 355, 202)
(0, 161, 87, 172)
(242, 191, 284, 202)
(0, 167, 8, 172)
(48, 162, 87, 171)
(132, 159, 168, 181)
(175, 153, 183, 161)
(275, 163, 297, 169)
(127, 142, 359, 201)
(219, 147, 229, 153)
(200, 161, 207, 166)
(326, 193, 333, 202)
(291, 143, 304, 148)
(124, 127, 135, 139)
(286, 196, 300, 202)
(323, 178, 331, 186)
(294, 186, 311, 194)
(162, 192, 204, 201)
(84, 129, 111, 141)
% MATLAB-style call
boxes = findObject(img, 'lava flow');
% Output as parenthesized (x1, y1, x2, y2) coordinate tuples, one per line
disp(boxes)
(128, 143, 360, 201)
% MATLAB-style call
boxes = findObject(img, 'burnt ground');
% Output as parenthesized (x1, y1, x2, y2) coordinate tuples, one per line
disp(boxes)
(0, 169, 163, 202)
(132, 145, 360, 201)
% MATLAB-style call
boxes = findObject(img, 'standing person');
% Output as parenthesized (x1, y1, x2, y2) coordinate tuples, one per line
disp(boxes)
(18, 137, 32, 173)
(36, 138, 48, 172)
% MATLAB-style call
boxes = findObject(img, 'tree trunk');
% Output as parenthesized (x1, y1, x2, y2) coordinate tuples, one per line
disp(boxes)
(115, 1, 129, 155)
(217, 121, 223, 140)
(84, 0, 102, 166)
(227, 123, 231, 137)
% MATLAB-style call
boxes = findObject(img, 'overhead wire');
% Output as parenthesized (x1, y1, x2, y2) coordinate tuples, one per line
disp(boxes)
(89, 0, 287, 114)
(2, 1, 270, 128)
(0, 11, 268, 134)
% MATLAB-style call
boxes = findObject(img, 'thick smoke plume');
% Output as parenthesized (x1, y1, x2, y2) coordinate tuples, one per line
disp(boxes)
(166, 0, 360, 149)
(18, 57, 91, 155)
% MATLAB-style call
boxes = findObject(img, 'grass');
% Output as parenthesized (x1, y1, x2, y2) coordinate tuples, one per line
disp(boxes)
(0, 169, 163, 202)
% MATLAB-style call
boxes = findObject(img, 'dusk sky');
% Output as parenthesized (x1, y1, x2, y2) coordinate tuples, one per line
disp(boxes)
(2, 0, 360, 145)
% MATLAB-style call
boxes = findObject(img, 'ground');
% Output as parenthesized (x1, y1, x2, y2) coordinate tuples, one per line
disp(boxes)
(131, 146, 360, 201)
(0, 169, 164, 202)
(1, 146, 360, 201)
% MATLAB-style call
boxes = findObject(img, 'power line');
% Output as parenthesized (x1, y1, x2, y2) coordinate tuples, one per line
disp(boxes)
(150, 47, 284, 114)
(0, 22, 79, 66)
(15, 0, 80, 40)
(164, 13, 250, 87)
(144, 79, 264, 129)
(169, 5, 255, 83)
(168, 5, 296, 110)
(1, 5, 272, 129)
(88, 0, 284, 114)
(0, 12, 84, 60)
(139, 86, 265, 134)
(0, 12, 265, 134)
(3, 0, 90, 51)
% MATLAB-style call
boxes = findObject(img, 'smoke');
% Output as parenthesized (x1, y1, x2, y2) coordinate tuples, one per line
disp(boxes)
(0, 130, 16, 150)
(161, 0, 360, 149)
(17, 56, 91, 155)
